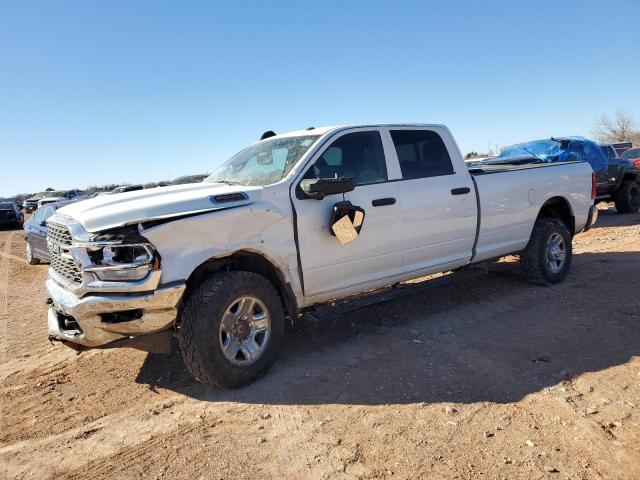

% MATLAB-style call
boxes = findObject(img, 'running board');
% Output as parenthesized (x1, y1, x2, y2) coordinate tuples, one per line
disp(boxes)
(302, 266, 486, 323)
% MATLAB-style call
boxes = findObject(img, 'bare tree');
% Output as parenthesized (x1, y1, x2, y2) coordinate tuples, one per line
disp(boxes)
(592, 110, 640, 144)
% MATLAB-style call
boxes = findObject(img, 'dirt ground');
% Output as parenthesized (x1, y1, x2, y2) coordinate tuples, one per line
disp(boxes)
(1, 206, 639, 480)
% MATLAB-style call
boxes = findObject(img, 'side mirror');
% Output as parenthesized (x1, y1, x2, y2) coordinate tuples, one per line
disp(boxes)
(39, 221, 46, 227)
(299, 177, 355, 200)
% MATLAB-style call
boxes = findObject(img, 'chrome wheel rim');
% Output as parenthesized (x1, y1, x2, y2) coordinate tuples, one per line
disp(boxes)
(26, 241, 32, 262)
(545, 232, 566, 274)
(219, 296, 271, 366)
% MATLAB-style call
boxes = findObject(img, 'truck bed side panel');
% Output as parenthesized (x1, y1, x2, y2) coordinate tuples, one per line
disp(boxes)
(472, 162, 593, 262)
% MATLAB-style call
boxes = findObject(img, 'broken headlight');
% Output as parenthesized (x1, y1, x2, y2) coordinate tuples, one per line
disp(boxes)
(85, 242, 158, 282)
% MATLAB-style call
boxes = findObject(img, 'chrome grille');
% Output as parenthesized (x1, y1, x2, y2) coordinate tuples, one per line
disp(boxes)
(47, 222, 81, 283)
(47, 222, 73, 246)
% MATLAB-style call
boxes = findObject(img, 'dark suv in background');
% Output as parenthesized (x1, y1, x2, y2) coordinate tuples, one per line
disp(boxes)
(0, 201, 24, 228)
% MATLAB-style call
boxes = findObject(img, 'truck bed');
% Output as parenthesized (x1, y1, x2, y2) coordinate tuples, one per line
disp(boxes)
(469, 159, 593, 263)
(467, 160, 583, 176)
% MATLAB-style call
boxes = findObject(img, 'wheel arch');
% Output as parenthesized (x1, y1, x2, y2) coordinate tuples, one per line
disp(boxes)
(181, 250, 299, 323)
(537, 196, 575, 235)
(622, 170, 640, 183)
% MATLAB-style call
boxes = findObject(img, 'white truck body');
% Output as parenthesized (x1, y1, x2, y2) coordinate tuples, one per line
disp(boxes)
(46, 124, 597, 381)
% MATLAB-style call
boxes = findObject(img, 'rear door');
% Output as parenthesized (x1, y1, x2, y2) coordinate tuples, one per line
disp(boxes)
(387, 127, 477, 275)
(28, 208, 45, 256)
(292, 128, 403, 303)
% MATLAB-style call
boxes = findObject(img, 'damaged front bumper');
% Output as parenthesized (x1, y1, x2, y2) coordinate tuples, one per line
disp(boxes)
(46, 277, 185, 350)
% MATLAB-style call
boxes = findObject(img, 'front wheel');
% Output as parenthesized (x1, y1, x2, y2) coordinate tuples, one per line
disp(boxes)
(178, 271, 285, 388)
(613, 180, 640, 213)
(520, 217, 572, 285)
(25, 239, 40, 265)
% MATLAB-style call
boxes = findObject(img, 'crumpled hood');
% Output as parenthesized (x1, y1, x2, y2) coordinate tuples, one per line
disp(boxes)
(57, 182, 262, 233)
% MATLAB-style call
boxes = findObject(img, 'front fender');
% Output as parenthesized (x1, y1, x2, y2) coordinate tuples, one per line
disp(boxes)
(141, 202, 302, 302)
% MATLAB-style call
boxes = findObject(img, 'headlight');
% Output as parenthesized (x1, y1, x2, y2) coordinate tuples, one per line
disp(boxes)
(85, 244, 157, 282)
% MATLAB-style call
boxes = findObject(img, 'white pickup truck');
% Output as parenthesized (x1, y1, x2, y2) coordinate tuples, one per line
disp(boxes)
(45, 124, 598, 387)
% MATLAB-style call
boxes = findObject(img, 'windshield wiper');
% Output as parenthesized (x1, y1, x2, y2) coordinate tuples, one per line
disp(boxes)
(214, 179, 245, 186)
(520, 147, 544, 162)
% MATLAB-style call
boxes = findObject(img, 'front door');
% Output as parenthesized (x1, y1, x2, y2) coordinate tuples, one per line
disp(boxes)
(292, 129, 403, 303)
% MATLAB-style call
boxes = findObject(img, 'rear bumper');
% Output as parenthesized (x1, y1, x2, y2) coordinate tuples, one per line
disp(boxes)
(46, 277, 185, 348)
(583, 204, 598, 232)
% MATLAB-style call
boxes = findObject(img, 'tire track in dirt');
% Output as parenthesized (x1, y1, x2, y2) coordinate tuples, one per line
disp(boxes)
(0, 232, 16, 480)
(0, 393, 196, 478)
(0, 250, 28, 265)
(268, 405, 317, 478)
(0, 232, 13, 318)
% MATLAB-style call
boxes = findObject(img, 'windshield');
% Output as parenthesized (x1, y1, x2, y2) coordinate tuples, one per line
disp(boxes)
(620, 148, 640, 160)
(206, 135, 320, 187)
(499, 140, 564, 160)
(0, 202, 14, 210)
(45, 191, 66, 198)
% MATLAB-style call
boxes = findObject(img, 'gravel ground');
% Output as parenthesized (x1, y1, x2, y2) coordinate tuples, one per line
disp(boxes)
(0, 206, 639, 479)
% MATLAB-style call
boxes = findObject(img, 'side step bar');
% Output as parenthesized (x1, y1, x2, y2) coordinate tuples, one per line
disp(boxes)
(302, 266, 486, 323)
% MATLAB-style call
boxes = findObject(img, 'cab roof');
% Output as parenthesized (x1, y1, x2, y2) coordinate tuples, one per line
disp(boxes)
(267, 123, 447, 140)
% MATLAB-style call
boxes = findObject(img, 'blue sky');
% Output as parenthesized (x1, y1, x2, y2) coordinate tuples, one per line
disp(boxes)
(1, 0, 639, 196)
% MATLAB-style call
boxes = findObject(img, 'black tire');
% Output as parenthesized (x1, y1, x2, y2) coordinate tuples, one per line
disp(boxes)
(178, 271, 285, 388)
(25, 238, 40, 265)
(613, 180, 640, 213)
(520, 217, 572, 285)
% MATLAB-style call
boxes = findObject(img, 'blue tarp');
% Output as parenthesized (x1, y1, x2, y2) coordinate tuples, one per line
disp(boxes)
(497, 136, 608, 174)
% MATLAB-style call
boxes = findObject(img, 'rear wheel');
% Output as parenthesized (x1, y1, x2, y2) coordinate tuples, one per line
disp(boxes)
(613, 180, 640, 213)
(520, 217, 572, 285)
(178, 271, 285, 388)
(25, 239, 40, 265)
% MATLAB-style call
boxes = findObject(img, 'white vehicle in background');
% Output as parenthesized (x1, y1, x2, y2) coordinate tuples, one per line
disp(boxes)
(45, 124, 597, 387)
(38, 190, 86, 208)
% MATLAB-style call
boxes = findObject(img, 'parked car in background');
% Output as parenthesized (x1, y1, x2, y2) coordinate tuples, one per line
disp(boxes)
(0, 201, 24, 228)
(45, 123, 596, 387)
(23, 192, 47, 213)
(495, 137, 640, 213)
(169, 174, 208, 185)
(23, 199, 79, 264)
(111, 185, 144, 194)
(38, 190, 86, 208)
(619, 147, 640, 169)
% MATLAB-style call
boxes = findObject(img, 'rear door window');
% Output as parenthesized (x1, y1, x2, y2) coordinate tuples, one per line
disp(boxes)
(390, 130, 454, 179)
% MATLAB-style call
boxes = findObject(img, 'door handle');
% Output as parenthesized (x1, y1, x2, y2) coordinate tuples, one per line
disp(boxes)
(451, 187, 471, 195)
(371, 197, 396, 207)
